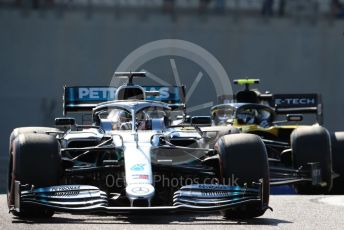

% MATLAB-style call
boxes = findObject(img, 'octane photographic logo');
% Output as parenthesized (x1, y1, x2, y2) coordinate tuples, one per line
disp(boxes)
(111, 39, 233, 113)
(105, 174, 240, 189)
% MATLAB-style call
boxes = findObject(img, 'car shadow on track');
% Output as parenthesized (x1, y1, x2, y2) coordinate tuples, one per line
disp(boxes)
(12, 213, 292, 226)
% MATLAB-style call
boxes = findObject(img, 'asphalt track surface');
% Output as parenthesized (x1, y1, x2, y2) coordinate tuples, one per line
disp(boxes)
(1, 195, 344, 230)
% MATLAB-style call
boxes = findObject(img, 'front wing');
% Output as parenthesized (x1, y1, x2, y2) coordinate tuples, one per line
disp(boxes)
(12, 181, 267, 215)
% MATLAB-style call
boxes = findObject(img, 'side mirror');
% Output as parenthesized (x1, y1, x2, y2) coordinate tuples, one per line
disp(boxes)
(286, 114, 303, 122)
(55, 117, 76, 127)
(175, 115, 191, 122)
(176, 115, 184, 120)
(190, 116, 212, 126)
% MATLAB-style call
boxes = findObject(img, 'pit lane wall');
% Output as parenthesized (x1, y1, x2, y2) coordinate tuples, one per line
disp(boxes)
(0, 9, 343, 193)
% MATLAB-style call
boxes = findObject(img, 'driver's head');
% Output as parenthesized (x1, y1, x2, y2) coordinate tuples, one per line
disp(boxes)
(118, 111, 131, 123)
(136, 111, 149, 121)
(108, 110, 131, 130)
(136, 112, 149, 130)
(258, 110, 271, 121)
(237, 109, 257, 124)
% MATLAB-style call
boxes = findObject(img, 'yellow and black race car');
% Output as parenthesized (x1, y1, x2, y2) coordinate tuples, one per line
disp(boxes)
(211, 79, 344, 194)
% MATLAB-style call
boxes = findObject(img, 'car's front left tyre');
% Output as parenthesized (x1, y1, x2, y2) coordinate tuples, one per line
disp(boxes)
(215, 133, 270, 219)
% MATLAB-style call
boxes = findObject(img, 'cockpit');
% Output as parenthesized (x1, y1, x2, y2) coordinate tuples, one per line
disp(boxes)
(236, 106, 273, 127)
(96, 103, 171, 132)
(212, 103, 275, 128)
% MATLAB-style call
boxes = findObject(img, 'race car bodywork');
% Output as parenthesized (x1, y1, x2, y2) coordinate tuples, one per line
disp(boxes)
(211, 79, 339, 193)
(7, 73, 270, 219)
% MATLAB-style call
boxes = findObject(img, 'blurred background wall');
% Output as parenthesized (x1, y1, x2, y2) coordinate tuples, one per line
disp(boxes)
(0, 0, 343, 192)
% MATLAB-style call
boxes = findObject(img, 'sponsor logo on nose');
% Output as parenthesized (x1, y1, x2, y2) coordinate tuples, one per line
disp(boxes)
(130, 164, 145, 171)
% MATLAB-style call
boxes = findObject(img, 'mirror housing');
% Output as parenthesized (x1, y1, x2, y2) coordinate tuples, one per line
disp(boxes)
(190, 116, 212, 126)
(286, 114, 303, 122)
(55, 117, 76, 127)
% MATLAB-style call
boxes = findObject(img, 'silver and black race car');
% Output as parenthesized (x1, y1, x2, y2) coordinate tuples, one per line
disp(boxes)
(7, 73, 271, 220)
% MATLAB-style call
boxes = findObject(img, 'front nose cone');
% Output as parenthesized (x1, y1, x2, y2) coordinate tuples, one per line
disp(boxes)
(126, 184, 155, 206)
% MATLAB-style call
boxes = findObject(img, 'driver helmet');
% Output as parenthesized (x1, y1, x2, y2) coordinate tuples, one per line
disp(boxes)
(257, 109, 272, 128)
(108, 110, 132, 130)
(136, 111, 150, 130)
(258, 110, 271, 121)
(118, 111, 131, 123)
(237, 109, 257, 124)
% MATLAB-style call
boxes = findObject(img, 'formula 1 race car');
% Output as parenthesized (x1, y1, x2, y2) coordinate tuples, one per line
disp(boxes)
(7, 73, 271, 219)
(211, 79, 344, 194)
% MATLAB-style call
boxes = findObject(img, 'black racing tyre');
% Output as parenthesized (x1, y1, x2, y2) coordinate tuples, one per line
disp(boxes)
(215, 133, 270, 219)
(9, 127, 60, 151)
(291, 126, 332, 194)
(330, 132, 344, 194)
(7, 133, 62, 218)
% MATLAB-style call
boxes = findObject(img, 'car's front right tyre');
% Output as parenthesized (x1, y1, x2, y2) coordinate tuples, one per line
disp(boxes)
(7, 133, 62, 218)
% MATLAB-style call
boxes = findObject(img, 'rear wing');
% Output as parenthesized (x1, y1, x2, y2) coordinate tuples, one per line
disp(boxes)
(269, 94, 323, 124)
(63, 86, 186, 115)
